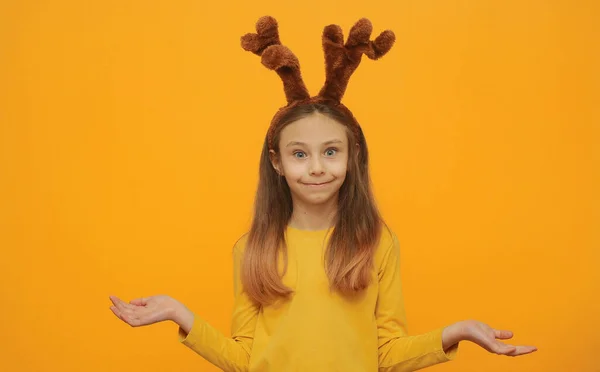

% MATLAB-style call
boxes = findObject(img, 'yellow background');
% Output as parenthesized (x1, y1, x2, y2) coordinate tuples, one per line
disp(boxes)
(1, 0, 598, 371)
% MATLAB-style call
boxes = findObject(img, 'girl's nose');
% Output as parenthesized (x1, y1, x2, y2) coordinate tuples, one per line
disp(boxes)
(309, 158, 325, 175)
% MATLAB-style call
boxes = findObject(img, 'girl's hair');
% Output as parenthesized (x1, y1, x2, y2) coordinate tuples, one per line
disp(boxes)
(242, 102, 383, 306)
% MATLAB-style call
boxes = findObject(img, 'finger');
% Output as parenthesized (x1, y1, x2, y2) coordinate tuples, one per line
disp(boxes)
(110, 296, 137, 311)
(506, 345, 538, 357)
(111, 305, 144, 327)
(110, 296, 131, 312)
(110, 305, 130, 325)
(109, 305, 120, 319)
(491, 341, 517, 355)
(494, 329, 514, 340)
(129, 297, 148, 306)
(109, 296, 126, 310)
(109, 295, 126, 306)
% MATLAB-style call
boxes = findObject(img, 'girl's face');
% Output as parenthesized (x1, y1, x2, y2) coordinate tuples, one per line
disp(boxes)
(271, 113, 349, 206)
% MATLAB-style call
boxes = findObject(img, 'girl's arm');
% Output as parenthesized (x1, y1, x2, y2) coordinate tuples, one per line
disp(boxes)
(375, 232, 536, 371)
(442, 319, 537, 357)
(109, 239, 259, 372)
(376, 232, 457, 371)
(176, 240, 259, 372)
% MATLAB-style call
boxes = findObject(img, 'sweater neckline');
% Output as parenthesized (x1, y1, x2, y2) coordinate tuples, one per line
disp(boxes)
(286, 225, 333, 234)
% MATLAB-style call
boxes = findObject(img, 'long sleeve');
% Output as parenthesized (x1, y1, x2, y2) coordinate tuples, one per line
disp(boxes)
(377, 232, 458, 371)
(178, 238, 259, 372)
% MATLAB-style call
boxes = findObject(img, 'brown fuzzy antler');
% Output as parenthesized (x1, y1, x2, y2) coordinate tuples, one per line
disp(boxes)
(318, 18, 395, 102)
(241, 16, 310, 103)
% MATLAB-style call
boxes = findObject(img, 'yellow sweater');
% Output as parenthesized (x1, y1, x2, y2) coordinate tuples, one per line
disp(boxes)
(178, 226, 458, 371)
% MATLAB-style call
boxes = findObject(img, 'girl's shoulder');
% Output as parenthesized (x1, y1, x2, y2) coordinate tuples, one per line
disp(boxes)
(374, 223, 401, 270)
(232, 232, 250, 255)
(378, 223, 397, 250)
(232, 231, 250, 257)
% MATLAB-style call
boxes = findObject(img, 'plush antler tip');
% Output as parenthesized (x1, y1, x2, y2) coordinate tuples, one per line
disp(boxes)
(375, 30, 396, 51)
(261, 45, 299, 71)
(240, 34, 256, 51)
(346, 18, 374, 47)
(256, 16, 278, 33)
(354, 18, 373, 32)
(323, 24, 344, 44)
(241, 16, 281, 55)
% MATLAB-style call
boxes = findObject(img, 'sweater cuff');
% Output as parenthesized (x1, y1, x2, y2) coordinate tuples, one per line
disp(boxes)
(433, 326, 459, 361)
(178, 313, 201, 348)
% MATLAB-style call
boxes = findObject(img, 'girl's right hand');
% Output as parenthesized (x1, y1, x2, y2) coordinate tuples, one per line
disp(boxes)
(109, 294, 180, 327)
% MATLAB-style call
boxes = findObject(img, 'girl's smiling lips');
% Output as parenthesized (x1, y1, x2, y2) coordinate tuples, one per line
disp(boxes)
(302, 180, 333, 187)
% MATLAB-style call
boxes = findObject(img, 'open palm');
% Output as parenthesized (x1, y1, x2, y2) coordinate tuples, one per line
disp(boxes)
(461, 320, 537, 357)
(109, 295, 176, 327)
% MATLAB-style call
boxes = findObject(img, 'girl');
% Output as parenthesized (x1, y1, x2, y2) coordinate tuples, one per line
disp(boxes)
(109, 16, 537, 371)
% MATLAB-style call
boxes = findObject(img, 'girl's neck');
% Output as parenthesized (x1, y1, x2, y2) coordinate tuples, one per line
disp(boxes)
(289, 197, 337, 231)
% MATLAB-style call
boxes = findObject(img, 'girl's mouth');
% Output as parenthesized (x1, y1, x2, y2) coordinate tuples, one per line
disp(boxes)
(303, 180, 333, 187)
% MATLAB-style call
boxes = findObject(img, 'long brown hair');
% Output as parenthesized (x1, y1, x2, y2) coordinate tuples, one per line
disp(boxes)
(242, 102, 383, 306)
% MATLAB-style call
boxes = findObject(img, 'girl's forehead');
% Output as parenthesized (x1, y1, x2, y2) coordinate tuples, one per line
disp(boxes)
(280, 115, 347, 143)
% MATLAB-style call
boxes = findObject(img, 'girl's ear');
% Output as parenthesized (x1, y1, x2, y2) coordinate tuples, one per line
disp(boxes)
(269, 149, 283, 175)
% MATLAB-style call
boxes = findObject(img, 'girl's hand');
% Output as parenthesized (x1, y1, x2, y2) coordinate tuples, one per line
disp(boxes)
(444, 320, 537, 357)
(109, 294, 180, 327)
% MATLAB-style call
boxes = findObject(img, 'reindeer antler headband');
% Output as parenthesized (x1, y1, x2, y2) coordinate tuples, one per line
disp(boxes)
(241, 16, 395, 150)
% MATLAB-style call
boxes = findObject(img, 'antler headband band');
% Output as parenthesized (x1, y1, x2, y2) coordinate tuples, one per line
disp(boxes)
(241, 16, 395, 150)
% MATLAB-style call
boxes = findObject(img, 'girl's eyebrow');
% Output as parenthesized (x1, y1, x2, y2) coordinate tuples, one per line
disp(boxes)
(286, 139, 343, 147)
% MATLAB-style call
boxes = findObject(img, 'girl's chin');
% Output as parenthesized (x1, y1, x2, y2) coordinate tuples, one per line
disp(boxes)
(292, 191, 340, 205)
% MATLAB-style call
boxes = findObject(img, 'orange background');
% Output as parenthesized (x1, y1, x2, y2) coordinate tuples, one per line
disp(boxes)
(1, 0, 598, 371)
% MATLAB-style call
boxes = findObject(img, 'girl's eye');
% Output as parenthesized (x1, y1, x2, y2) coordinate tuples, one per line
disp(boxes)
(325, 148, 338, 156)
(293, 151, 306, 159)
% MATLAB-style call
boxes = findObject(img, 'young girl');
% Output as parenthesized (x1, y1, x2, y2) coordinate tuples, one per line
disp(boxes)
(109, 16, 537, 371)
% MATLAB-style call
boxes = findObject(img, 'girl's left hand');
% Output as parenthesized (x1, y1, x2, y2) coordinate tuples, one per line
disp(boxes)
(444, 320, 538, 357)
